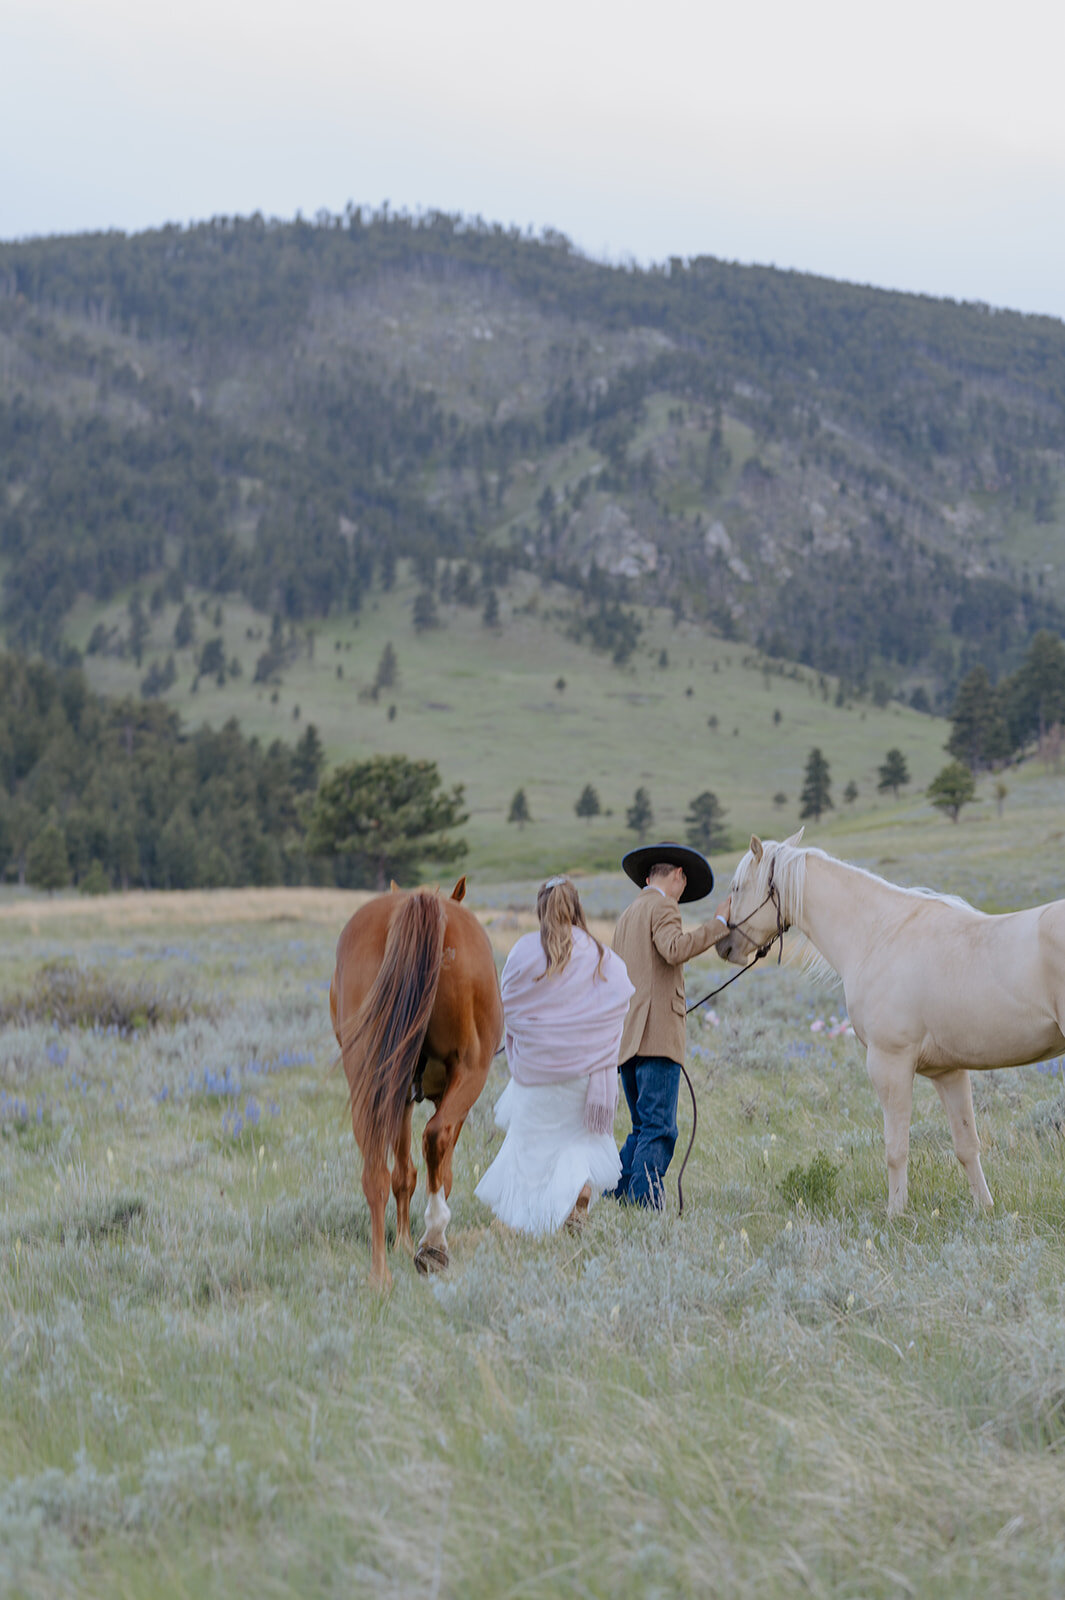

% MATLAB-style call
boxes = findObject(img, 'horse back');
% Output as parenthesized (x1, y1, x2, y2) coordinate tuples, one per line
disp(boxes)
(331, 889, 501, 1053)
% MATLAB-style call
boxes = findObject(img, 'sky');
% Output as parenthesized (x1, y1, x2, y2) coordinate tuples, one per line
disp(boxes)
(4, 0, 1064, 321)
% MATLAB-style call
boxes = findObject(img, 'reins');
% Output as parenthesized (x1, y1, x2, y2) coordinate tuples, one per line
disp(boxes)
(674, 872, 789, 1216)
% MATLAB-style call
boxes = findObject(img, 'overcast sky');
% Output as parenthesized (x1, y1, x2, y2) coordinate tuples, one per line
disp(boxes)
(4, 0, 1064, 321)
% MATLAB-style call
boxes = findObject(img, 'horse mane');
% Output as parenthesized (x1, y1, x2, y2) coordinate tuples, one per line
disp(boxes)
(754, 840, 973, 990)
(342, 890, 447, 1170)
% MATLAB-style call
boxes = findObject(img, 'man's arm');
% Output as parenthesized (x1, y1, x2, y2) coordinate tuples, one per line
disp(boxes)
(650, 899, 725, 965)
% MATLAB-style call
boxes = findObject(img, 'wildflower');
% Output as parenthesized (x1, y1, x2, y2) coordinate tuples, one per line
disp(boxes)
(865, 1237, 874, 1253)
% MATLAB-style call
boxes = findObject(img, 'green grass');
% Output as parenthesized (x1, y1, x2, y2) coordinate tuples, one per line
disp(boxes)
(72, 566, 971, 883)
(3, 844, 1065, 1595)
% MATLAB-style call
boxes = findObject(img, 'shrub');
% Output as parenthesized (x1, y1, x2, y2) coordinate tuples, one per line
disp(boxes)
(778, 1151, 840, 1213)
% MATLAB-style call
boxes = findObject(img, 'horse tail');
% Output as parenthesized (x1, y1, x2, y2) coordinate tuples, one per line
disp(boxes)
(343, 890, 447, 1171)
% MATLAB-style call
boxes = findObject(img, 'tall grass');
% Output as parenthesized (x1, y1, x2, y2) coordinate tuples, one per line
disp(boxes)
(2, 876, 1065, 1596)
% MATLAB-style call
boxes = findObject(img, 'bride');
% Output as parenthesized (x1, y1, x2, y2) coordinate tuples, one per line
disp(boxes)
(476, 875, 633, 1234)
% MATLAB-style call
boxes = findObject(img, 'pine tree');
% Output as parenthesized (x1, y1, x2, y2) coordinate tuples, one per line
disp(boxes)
(508, 788, 531, 829)
(27, 819, 70, 894)
(684, 790, 729, 853)
(947, 666, 1010, 770)
(927, 761, 976, 823)
(626, 786, 654, 841)
(877, 749, 910, 797)
(574, 784, 601, 822)
(799, 748, 833, 822)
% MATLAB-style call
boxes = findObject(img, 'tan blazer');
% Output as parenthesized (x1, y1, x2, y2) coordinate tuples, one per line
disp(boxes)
(613, 888, 721, 1065)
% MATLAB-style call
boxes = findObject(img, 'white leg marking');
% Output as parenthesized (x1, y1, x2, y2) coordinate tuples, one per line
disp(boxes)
(419, 1187, 451, 1250)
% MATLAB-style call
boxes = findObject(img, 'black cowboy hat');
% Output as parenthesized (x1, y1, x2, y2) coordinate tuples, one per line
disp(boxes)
(622, 842, 714, 904)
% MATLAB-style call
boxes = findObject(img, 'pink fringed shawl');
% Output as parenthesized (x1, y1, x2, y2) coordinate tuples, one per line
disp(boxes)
(499, 928, 634, 1134)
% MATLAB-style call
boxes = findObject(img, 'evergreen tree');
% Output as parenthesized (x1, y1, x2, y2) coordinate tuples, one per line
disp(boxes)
(574, 784, 601, 822)
(626, 786, 654, 841)
(293, 723, 325, 791)
(799, 748, 833, 822)
(507, 788, 531, 829)
(127, 593, 150, 667)
(876, 749, 910, 797)
(26, 818, 69, 893)
(928, 760, 976, 823)
(684, 790, 729, 854)
(412, 590, 439, 632)
(173, 602, 196, 650)
(1001, 630, 1065, 751)
(78, 858, 110, 895)
(373, 642, 398, 697)
(482, 587, 500, 628)
(947, 666, 1011, 769)
(306, 754, 467, 890)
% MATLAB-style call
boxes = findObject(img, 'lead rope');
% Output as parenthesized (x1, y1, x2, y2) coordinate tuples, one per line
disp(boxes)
(674, 877, 789, 1216)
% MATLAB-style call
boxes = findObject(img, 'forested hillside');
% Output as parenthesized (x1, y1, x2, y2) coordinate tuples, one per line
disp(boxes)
(2, 207, 1064, 705)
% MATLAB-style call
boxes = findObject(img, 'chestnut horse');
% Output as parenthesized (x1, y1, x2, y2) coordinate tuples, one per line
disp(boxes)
(717, 829, 1065, 1216)
(330, 876, 502, 1287)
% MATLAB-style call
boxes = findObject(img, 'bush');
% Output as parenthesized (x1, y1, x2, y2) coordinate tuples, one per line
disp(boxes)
(0, 963, 203, 1032)
(778, 1151, 840, 1213)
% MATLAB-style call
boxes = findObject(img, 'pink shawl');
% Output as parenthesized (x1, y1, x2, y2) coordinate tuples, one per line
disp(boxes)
(499, 927, 634, 1134)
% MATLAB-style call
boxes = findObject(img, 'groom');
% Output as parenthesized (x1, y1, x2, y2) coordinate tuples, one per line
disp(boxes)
(610, 842, 724, 1207)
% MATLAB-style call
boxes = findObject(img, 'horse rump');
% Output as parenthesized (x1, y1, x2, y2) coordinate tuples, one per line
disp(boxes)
(341, 890, 448, 1170)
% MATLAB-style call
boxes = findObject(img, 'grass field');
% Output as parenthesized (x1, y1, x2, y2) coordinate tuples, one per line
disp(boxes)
(72, 565, 962, 882)
(3, 778, 1065, 1596)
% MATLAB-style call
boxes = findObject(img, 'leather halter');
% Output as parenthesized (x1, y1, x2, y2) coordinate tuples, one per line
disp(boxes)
(725, 858, 790, 963)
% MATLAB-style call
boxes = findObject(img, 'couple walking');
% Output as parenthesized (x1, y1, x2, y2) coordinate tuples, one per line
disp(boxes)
(475, 842, 725, 1234)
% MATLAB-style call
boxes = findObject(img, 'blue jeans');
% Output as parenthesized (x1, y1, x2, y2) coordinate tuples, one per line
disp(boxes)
(612, 1056, 681, 1208)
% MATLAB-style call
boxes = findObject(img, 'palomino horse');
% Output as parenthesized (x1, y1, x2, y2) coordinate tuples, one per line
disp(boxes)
(330, 877, 502, 1287)
(716, 829, 1065, 1216)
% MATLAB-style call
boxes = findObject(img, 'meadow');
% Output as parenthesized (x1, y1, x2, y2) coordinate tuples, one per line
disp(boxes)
(70, 564, 956, 880)
(2, 752, 1065, 1597)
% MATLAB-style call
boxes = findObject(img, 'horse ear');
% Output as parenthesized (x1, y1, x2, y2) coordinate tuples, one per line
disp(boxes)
(750, 836, 764, 863)
(390, 880, 400, 893)
(450, 876, 467, 902)
(782, 827, 805, 848)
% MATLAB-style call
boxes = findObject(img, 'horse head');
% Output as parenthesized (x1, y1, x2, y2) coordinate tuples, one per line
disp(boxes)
(717, 828, 803, 965)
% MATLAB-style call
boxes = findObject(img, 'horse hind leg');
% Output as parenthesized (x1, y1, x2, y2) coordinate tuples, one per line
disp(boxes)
(391, 1098, 417, 1256)
(932, 1068, 993, 1210)
(415, 1055, 488, 1275)
(866, 1045, 915, 1217)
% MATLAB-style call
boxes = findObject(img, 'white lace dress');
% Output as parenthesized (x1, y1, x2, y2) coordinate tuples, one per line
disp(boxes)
(475, 1077, 622, 1235)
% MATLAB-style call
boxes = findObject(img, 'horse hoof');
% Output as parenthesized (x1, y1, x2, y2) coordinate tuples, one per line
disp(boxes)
(414, 1244, 449, 1276)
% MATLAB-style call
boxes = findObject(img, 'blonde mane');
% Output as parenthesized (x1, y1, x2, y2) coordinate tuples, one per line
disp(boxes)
(742, 839, 973, 991)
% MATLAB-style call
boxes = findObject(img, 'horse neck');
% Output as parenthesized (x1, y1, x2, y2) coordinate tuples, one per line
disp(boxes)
(792, 852, 885, 980)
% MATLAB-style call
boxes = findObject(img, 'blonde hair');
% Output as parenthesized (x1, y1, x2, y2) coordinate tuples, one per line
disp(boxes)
(535, 876, 606, 980)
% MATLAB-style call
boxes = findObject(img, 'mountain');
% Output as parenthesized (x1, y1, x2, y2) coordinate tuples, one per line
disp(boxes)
(2, 206, 1063, 706)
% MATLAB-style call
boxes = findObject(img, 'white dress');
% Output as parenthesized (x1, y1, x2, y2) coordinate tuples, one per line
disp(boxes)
(475, 1078, 622, 1235)
(474, 928, 630, 1236)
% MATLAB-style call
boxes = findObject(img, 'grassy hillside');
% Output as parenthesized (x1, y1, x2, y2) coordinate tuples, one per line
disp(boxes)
(69, 562, 966, 881)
